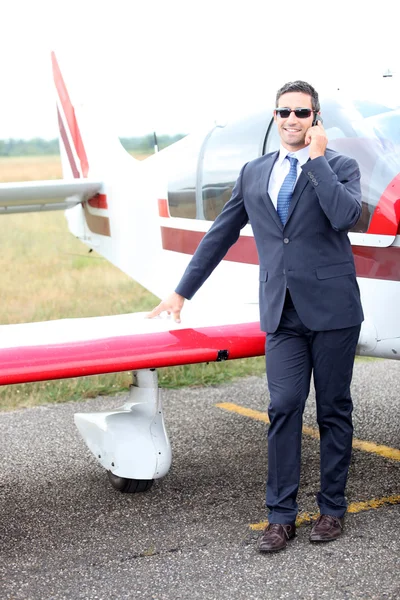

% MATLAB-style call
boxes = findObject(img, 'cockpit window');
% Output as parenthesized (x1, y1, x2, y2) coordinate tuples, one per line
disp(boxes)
(167, 111, 270, 220)
(200, 112, 270, 221)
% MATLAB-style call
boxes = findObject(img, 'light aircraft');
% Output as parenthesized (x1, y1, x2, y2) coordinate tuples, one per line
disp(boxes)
(0, 54, 399, 494)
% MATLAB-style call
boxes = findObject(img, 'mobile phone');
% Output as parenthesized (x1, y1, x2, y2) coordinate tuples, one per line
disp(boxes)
(312, 113, 323, 126)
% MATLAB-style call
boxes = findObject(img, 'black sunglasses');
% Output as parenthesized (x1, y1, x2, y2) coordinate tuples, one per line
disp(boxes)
(275, 107, 313, 119)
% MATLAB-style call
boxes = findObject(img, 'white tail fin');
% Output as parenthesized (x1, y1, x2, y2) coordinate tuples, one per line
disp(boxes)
(51, 52, 165, 295)
(51, 51, 134, 180)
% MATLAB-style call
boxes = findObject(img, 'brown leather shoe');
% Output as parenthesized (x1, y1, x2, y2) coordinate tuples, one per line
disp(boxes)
(309, 514, 344, 542)
(258, 523, 296, 553)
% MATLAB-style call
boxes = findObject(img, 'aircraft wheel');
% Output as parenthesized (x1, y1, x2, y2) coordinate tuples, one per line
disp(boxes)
(107, 471, 154, 493)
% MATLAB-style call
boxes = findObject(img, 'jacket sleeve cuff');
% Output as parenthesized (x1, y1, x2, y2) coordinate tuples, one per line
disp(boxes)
(302, 155, 336, 187)
(174, 285, 191, 300)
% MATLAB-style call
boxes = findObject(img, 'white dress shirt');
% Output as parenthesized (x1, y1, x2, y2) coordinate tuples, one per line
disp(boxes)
(268, 145, 310, 210)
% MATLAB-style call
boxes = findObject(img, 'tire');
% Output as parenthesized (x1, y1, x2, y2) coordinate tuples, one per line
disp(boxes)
(107, 470, 154, 493)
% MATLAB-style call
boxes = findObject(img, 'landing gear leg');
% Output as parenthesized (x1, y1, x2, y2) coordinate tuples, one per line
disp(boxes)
(74, 369, 171, 492)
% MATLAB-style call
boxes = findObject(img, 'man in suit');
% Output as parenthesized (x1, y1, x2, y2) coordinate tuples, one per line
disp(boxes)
(149, 81, 364, 553)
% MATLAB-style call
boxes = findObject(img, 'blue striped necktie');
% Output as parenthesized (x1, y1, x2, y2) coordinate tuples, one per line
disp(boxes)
(276, 155, 298, 225)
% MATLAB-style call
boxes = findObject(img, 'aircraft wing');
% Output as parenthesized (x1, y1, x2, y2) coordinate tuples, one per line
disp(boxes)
(0, 179, 103, 214)
(0, 307, 265, 385)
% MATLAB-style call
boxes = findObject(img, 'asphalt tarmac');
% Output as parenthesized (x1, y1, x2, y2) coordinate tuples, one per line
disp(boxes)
(1, 359, 399, 600)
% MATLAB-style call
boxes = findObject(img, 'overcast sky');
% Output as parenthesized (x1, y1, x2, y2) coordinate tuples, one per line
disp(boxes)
(1, 0, 399, 140)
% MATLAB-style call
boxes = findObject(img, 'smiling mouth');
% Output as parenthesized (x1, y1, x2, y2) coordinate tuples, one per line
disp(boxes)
(284, 128, 301, 133)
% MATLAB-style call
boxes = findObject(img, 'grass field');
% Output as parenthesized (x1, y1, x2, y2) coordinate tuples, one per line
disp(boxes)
(0, 155, 266, 410)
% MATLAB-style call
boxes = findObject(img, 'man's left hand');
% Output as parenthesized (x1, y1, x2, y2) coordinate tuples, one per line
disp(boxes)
(305, 121, 328, 160)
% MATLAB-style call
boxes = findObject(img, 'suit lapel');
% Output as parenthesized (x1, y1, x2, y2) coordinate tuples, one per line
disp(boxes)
(259, 152, 283, 231)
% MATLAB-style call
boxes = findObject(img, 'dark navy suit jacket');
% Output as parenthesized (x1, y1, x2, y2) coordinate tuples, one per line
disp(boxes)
(175, 149, 364, 333)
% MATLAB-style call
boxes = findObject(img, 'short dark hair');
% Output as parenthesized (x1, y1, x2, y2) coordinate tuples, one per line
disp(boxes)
(276, 81, 320, 112)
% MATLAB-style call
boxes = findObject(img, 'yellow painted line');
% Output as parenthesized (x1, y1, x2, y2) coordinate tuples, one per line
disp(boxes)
(250, 495, 400, 530)
(216, 402, 400, 461)
(346, 495, 400, 512)
(217, 402, 270, 424)
(251, 512, 317, 531)
(351, 438, 400, 461)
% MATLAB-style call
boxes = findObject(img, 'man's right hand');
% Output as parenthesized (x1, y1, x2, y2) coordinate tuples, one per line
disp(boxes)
(147, 292, 185, 323)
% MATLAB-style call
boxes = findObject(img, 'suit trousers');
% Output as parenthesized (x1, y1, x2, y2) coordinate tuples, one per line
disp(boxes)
(265, 290, 361, 524)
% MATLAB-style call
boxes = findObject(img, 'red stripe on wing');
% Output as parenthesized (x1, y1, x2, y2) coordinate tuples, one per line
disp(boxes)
(0, 323, 265, 385)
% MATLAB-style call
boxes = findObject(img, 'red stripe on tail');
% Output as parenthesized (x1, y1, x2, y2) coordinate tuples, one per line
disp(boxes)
(51, 52, 89, 177)
(57, 107, 80, 178)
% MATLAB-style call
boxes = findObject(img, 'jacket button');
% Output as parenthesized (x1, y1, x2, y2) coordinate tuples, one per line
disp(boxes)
(283, 238, 289, 244)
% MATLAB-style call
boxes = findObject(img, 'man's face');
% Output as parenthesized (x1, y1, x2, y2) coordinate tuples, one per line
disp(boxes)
(274, 91, 314, 151)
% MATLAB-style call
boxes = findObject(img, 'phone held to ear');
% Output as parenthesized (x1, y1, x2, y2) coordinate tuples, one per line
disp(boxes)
(312, 113, 323, 126)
